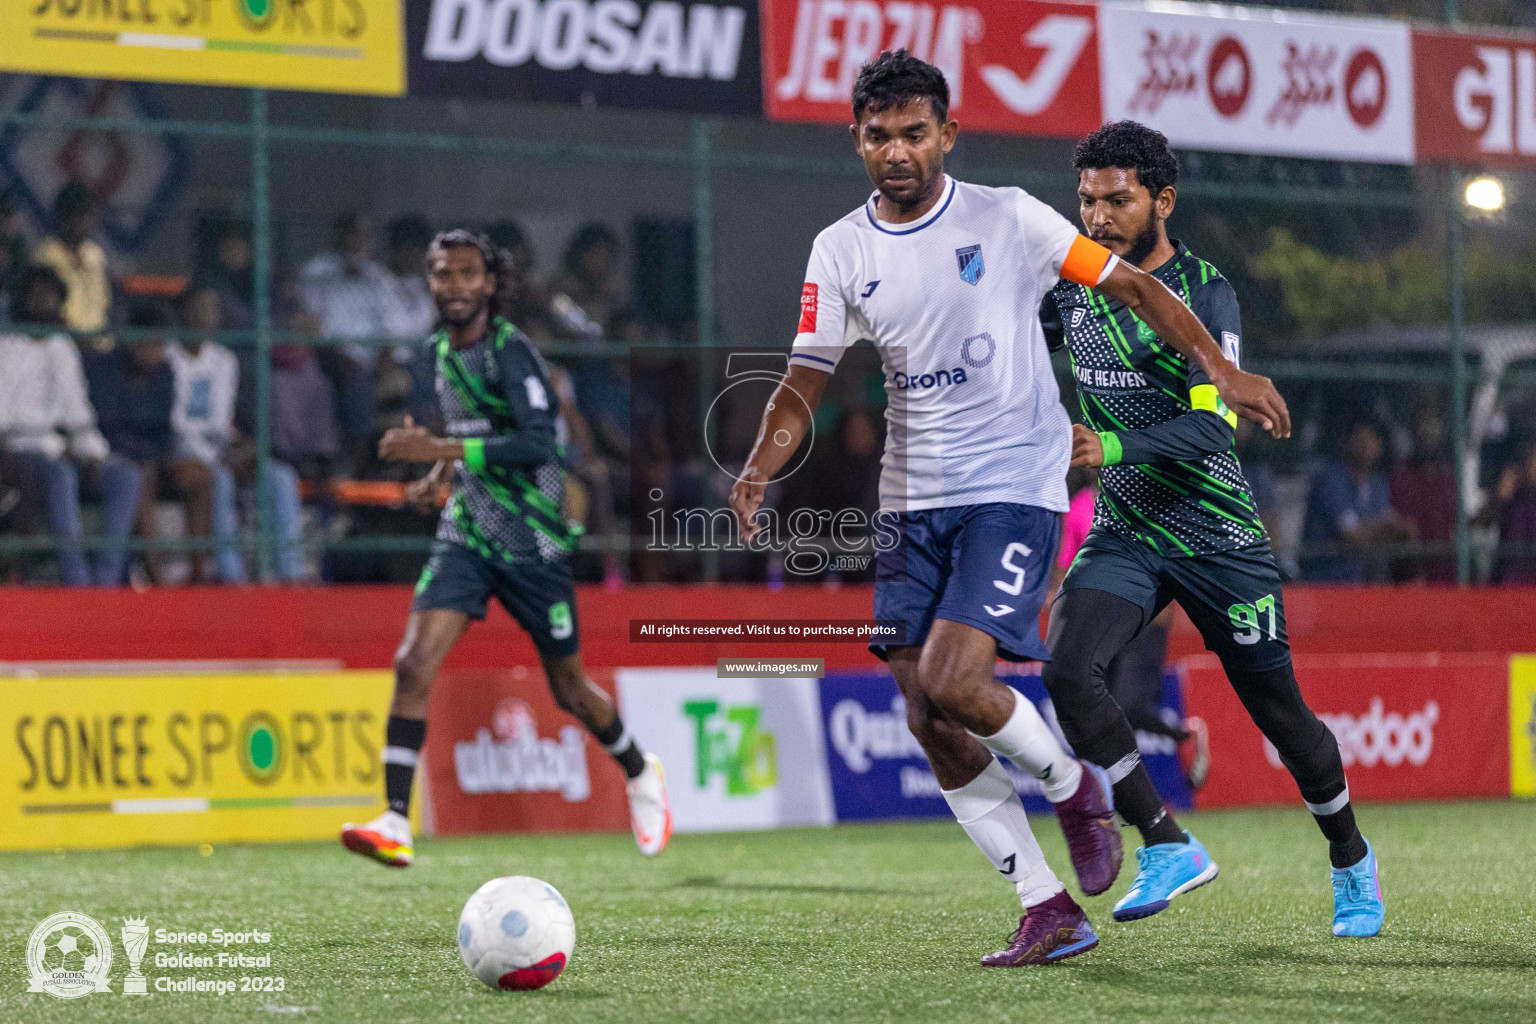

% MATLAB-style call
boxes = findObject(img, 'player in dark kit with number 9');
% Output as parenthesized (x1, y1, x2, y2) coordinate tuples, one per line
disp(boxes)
(340, 230, 671, 867)
(1039, 121, 1384, 937)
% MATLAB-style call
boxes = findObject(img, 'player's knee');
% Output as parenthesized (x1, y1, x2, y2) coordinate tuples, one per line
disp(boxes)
(1039, 643, 1095, 705)
(546, 667, 588, 715)
(901, 689, 947, 746)
(393, 645, 435, 696)
(915, 650, 977, 716)
(1276, 714, 1343, 788)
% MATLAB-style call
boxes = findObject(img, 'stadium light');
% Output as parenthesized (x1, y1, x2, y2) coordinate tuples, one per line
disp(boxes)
(1464, 176, 1506, 212)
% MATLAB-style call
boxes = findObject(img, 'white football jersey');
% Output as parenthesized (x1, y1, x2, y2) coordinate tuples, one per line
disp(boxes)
(790, 175, 1115, 513)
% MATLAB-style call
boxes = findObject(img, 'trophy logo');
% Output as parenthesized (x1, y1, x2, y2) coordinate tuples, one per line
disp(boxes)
(120, 917, 149, 995)
(25, 911, 114, 998)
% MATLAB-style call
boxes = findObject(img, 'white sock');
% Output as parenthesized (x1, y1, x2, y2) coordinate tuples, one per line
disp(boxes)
(972, 689, 1083, 803)
(942, 759, 1065, 909)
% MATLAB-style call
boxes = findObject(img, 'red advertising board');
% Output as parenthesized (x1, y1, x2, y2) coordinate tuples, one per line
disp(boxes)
(761, 0, 1101, 137)
(424, 668, 631, 834)
(1186, 653, 1510, 808)
(1413, 26, 1536, 166)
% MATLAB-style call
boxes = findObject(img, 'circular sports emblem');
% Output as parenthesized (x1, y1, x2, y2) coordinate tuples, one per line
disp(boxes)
(26, 912, 113, 998)
(238, 712, 285, 786)
(236, 0, 275, 29)
(961, 332, 996, 369)
(1207, 36, 1252, 119)
(1344, 49, 1387, 128)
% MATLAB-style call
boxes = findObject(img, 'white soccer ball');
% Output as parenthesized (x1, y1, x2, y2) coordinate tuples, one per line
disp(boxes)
(457, 876, 576, 991)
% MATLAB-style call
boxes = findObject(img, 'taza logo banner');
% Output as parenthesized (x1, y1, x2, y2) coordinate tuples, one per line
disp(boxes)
(761, 0, 1100, 137)
(1097, 0, 1414, 165)
(615, 667, 834, 832)
(0, 0, 404, 95)
(408, 0, 763, 113)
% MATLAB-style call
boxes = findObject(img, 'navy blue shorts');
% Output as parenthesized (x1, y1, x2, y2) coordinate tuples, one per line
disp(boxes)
(1061, 527, 1291, 673)
(871, 503, 1060, 662)
(412, 541, 580, 658)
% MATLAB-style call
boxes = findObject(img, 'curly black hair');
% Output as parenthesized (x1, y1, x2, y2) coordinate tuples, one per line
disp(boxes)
(1073, 120, 1179, 199)
(428, 228, 504, 281)
(852, 50, 949, 124)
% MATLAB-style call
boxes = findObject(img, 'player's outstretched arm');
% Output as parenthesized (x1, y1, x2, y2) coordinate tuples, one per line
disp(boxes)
(1093, 261, 1290, 438)
(727, 364, 830, 541)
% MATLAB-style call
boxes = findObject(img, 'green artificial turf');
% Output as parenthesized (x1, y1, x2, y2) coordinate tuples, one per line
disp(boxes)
(3, 802, 1533, 1023)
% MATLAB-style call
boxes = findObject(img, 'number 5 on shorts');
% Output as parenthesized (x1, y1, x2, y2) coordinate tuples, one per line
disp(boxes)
(993, 542, 1034, 596)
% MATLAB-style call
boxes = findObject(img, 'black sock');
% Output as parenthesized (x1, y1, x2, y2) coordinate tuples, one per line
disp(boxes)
(383, 716, 426, 817)
(1111, 761, 1186, 847)
(1313, 802, 1368, 868)
(590, 716, 646, 780)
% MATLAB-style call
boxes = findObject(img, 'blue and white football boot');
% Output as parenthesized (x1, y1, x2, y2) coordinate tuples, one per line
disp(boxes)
(1331, 839, 1385, 937)
(1111, 831, 1219, 921)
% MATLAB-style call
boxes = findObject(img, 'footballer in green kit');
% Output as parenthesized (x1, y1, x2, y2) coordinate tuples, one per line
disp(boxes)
(1038, 121, 1384, 937)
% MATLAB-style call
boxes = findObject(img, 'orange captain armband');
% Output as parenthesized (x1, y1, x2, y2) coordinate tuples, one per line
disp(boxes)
(1060, 235, 1117, 287)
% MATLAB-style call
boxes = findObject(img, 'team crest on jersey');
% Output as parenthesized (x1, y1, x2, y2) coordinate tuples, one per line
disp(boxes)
(955, 244, 985, 285)
(1070, 307, 1086, 328)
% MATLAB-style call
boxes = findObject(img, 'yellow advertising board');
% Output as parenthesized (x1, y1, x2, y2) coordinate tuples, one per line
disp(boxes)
(0, 0, 404, 96)
(1512, 656, 1536, 798)
(0, 672, 414, 851)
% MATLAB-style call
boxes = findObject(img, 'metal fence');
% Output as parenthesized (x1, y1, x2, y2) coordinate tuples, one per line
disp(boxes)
(2, 0, 1535, 587)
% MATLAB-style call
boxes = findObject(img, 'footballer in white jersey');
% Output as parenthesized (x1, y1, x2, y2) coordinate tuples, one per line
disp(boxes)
(790, 174, 1111, 514)
(728, 51, 1289, 967)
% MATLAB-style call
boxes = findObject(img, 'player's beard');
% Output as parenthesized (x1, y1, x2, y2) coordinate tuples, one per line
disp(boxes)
(1125, 211, 1164, 267)
(438, 296, 488, 330)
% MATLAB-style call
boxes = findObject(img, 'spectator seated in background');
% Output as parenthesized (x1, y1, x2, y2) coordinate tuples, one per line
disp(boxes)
(0, 187, 28, 328)
(32, 182, 112, 335)
(299, 212, 392, 473)
(0, 265, 141, 585)
(552, 222, 622, 342)
(171, 285, 306, 583)
(382, 214, 436, 346)
(87, 304, 216, 585)
(1301, 421, 1417, 583)
(199, 220, 256, 331)
(272, 280, 341, 485)
(486, 220, 552, 328)
(1389, 402, 1458, 583)
(1474, 438, 1536, 584)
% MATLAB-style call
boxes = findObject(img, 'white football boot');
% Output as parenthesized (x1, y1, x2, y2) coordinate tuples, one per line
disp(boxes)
(626, 753, 672, 856)
(341, 809, 413, 867)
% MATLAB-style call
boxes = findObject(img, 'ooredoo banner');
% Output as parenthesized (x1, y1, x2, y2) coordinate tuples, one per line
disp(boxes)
(761, 0, 1101, 137)
(1097, 0, 1415, 164)
(614, 667, 836, 832)
(423, 668, 631, 835)
(1186, 653, 1510, 809)
(1413, 27, 1536, 167)
(408, 0, 762, 113)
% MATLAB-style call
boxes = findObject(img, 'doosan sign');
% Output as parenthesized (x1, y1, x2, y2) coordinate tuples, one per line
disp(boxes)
(407, 0, 762, 112)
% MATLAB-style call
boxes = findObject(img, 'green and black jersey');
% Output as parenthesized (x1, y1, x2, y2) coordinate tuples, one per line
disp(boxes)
(431, 316, 577, 565)
(1040, 242, 1266, 557)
